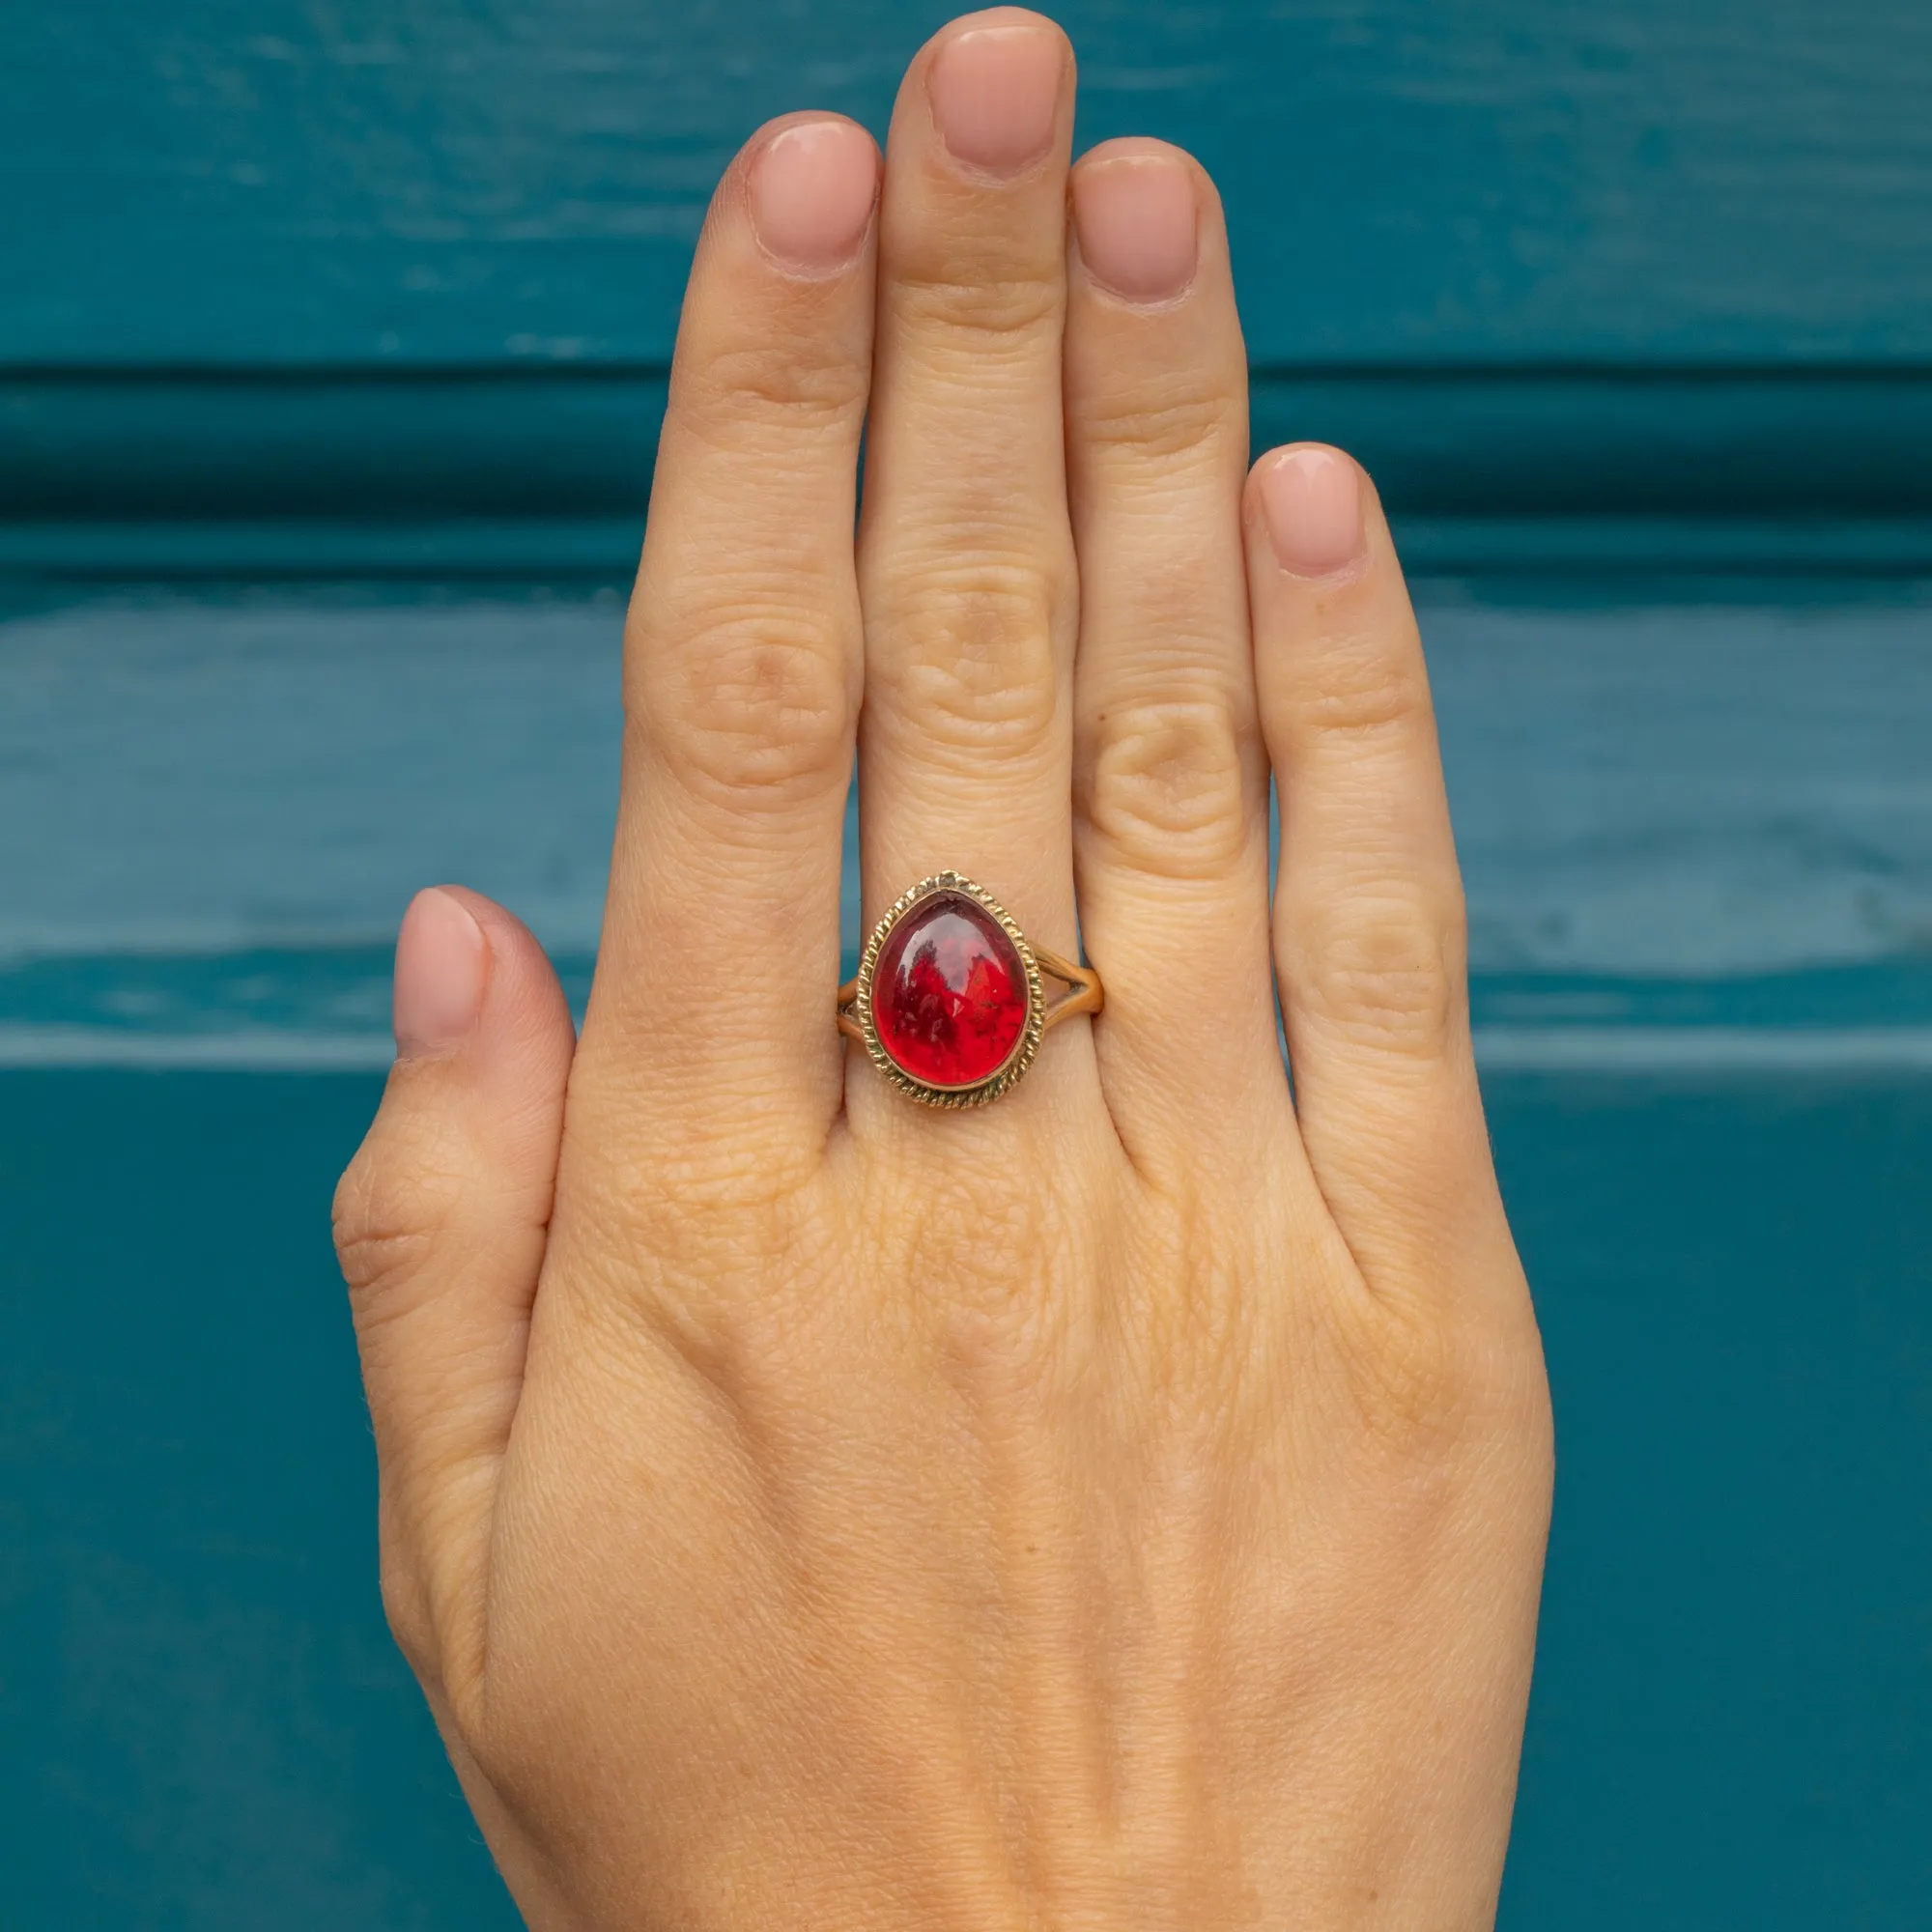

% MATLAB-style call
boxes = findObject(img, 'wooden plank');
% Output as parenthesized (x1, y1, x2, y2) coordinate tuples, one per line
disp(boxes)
(7, 587, 1931, 1065)
(10, 515, 1932, 580)
(6, 365, 1930, 574)
(5, 0, 1930, 367)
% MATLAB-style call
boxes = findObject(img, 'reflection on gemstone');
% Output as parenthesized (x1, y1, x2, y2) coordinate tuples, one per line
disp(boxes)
(873, 892, 1028, 1087)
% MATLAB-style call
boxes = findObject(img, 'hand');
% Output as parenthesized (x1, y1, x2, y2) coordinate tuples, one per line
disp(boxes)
(333, 11, 1552, 1926)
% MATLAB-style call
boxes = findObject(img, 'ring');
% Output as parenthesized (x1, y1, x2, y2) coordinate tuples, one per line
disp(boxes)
(837, 872, 1102, 1108)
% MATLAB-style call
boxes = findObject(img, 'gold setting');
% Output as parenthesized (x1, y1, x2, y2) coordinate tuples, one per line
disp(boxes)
(837, 871, 1103, 1109)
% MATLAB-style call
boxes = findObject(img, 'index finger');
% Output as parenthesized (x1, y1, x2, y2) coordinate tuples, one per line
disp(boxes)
(578, 115, 880, 1158)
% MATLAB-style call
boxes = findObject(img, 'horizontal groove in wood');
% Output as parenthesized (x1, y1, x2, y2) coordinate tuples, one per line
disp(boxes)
(5, 368, 1931, 532)
(5, 517, 1930, 582)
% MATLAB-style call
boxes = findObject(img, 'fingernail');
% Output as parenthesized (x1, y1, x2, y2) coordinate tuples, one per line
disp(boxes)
(927, 22, 1065, 176)
(749, 119, 878, 274)
(393, 888, 487, 1059)
(1072, 153, 1199, 303)
(1260, 447, 1364, 578)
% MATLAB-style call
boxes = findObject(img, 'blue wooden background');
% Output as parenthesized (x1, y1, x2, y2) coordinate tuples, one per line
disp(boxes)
(3, 3, 1930, 1927)
(6, 0, 1932, 575)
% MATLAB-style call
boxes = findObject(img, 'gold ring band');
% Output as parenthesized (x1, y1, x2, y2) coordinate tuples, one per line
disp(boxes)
(837, 872, 1101, 1108)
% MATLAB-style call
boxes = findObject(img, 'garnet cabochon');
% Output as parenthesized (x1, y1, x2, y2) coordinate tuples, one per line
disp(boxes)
(871, 891, 1031, 1089)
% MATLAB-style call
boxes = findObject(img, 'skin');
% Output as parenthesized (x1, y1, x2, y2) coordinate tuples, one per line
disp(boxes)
(332, 12, 1553, 1929)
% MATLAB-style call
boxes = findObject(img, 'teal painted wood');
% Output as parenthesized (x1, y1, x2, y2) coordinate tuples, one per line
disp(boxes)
(6, 1065, 1930, 1926)
(7, 366, 1932, 576)
(11, 367, 1932, 520)
(5, 1, 1931, 367)
(8, 583, 1932, 1037)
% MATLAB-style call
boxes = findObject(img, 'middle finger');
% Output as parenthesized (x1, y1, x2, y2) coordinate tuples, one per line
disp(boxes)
(855, 10, 1084, 1110)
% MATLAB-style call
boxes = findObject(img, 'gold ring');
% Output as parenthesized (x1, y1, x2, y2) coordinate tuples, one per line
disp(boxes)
(837, 872, 1102, 1108)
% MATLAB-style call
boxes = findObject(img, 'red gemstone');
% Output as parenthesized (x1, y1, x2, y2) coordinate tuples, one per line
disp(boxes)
(873, 891, 1030, 1088)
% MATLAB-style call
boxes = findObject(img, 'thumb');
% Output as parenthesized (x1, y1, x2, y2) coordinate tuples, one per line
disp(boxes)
(333, 885, 575, 1692)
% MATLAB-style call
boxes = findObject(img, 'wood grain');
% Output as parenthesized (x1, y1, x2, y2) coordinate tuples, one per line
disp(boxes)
(5, 0, 1930, 367)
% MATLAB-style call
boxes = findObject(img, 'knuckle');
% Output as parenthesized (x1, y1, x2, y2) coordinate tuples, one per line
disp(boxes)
(1082, 694, 1255, 877)
(582, 1110, 825, 1233)
(902, 1179, 1079, 1374)
(889, 262, 1062, 349)
(1077, 379, 1239, 467)
(634, 604, 855, 803)
(332, 1134, 456, 1312)
(1287, 886, 1463, 1059)
(869, 563, 1065, 763)
(1292, 633, 1431, 745)
(377, 1546, 440, 1678)
(1335, 1293, 1550, 1486)
(1336, 1295, 1477, 1454)
(679, 335, 868, 447)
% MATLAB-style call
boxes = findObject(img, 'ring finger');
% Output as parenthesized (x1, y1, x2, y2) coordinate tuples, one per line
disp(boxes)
(1064, 140, 1288, 1165)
